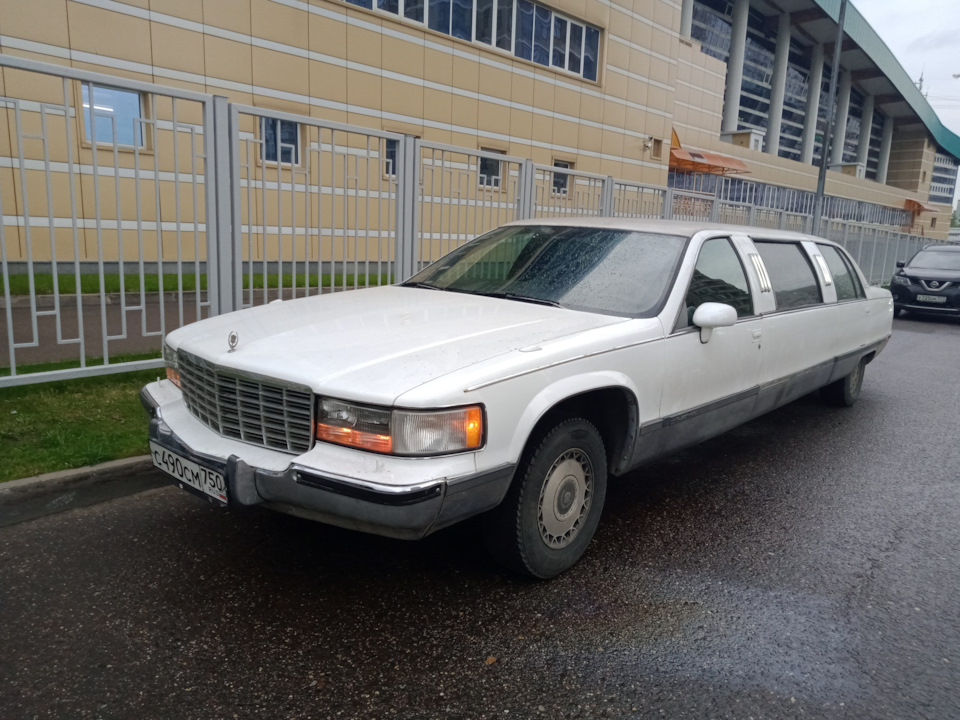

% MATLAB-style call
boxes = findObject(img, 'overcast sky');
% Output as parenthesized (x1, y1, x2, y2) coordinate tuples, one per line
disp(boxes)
(854, 0, 960, 205)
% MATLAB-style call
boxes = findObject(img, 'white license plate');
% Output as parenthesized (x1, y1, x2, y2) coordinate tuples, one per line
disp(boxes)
(916, 294, 947, 304)
(150, 441, 227, 503)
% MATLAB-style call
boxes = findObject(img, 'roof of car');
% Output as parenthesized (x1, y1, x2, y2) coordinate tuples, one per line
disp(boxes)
(503, 216, 837, 244)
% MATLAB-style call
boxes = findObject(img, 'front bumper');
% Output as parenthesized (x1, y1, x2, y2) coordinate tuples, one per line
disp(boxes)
(890, 284, 960, 315)
(142, 385, 515, 540)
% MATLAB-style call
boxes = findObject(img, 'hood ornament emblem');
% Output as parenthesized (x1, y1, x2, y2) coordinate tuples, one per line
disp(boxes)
(930, 281, 940, 289)
(227, 331, 239, 352)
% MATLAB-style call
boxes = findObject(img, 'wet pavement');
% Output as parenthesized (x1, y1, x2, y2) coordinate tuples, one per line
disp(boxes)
(1, 316, 959, 719)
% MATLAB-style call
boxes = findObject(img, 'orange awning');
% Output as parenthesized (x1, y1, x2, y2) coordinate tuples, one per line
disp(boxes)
(905, 199, 937, 213)
(669, 146, 750, 175)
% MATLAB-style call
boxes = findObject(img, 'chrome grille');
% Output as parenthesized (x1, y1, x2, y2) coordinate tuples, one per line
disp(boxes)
(177, 351, 314, 454)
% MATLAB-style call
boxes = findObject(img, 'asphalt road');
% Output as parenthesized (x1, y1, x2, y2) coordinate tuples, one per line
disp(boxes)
(2, 316, 959, 720)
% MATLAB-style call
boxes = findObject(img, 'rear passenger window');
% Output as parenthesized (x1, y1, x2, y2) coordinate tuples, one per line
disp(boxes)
(818, 244, 864, 301)
(685, 237, 753, 321)
(753, 241, 823, 310)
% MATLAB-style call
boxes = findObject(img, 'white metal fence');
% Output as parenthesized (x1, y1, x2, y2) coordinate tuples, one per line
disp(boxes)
(1, 55, 216, 386)
(0, 54, 931, 387)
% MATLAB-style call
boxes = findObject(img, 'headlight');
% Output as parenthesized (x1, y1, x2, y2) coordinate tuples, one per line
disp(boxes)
(162, 340, 181, 387)
(892, 275, 911, 286)
(316, 398, 484, 456)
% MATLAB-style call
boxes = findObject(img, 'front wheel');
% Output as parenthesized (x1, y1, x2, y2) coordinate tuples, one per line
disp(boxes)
(483, 418, 607, 579)
(820, 356, 866, 407)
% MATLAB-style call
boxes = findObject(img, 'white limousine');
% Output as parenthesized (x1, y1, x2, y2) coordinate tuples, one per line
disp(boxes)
(142, 219, 893, 578)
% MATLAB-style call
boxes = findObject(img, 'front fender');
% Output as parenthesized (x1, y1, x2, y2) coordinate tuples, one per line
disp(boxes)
(506, 371, 644, 464)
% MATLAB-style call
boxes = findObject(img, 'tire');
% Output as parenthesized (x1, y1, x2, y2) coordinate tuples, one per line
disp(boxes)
(893, 305, 903, 318)
(483, 418, 607, 579)
(820, 356, 866, 407)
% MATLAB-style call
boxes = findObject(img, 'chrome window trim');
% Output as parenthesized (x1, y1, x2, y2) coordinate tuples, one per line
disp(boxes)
(748, 252, 773, 293)
(812, 253, 833, 286)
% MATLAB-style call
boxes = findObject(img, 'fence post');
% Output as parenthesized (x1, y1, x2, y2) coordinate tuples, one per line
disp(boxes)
(748, 204, 757, 226)
(601, 176, 615, 216)
(516, 159, 536, 220)
(662, 188, 674, 219)
(395, 135, 420, 282)
(867, 226, 879, 284)
(205, 95, 237, 315)
(878, 229, 891, 283)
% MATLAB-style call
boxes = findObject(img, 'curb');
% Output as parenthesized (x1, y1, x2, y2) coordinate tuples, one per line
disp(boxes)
(0, 456, 168, 528)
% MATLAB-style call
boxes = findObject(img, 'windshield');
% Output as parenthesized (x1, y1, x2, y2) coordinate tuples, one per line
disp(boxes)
(908, 250, 960, 272)
(404, 225, 688, 317)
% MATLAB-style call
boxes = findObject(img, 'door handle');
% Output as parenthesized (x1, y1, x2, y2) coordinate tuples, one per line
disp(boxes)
(752, 330, 762, 343)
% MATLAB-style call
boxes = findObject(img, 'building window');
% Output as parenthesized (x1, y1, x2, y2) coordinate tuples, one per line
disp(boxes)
(405, 0, 424, 21)
(515, 0, 534, 61)
(552, 160, 571, 194)
(496, 0, 513, 51)
(582, 26, 600, 81)
(385, 138, 398, 176)
(476, 0, 494, 43)
(261, 118, 299, 164)
(568, 23, 582, 74)
(452, 0, 473, 39)
(533, 5, 551, 66)
(479, 148, 505, 187)
(81, 84, 144, 146)
(428, 0, 450, 33)
(552, 17, 567, 68)
(340, 0, 600, 81)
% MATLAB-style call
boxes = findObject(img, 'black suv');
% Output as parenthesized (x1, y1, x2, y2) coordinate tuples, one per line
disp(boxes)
(890, 245, 960, 317)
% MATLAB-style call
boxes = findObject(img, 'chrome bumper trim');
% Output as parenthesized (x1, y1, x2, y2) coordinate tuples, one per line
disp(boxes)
(145, 411, 516, 540)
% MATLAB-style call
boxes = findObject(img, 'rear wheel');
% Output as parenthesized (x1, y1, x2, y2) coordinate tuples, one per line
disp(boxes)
(821, 356, 866, 407)
(483, 418, 607, 579)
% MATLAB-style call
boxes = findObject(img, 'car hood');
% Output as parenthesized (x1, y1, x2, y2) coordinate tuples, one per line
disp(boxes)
(168, 286, 629, 404)
(901, 266, 960, 282)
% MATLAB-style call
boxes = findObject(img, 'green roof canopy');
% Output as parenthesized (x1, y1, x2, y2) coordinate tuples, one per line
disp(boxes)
(815, 0, 960, 159)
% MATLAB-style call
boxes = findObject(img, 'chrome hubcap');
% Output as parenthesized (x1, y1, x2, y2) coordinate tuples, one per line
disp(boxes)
(538, 449, 593, 549)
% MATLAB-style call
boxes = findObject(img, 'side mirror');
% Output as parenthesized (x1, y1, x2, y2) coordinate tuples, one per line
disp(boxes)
(896, 261, 905, 268)
(692, 302, 737, 344)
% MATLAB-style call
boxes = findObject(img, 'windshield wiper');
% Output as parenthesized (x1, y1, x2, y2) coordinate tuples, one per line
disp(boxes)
(400, 281, 442, 290)
(477, 291, 562, 308)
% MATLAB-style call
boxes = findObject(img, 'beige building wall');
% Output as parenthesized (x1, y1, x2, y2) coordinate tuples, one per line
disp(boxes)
(0, 0, 951, 263)
(0, 0, 681, 180)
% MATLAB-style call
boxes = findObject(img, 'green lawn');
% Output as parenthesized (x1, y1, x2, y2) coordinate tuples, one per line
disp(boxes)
(0, 270, 391, 482)
(0, 367, 161, 483)
(0, 272, 392, 295)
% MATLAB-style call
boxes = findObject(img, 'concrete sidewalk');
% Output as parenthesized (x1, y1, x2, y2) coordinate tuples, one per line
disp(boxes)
(0, 456, 166, 528)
